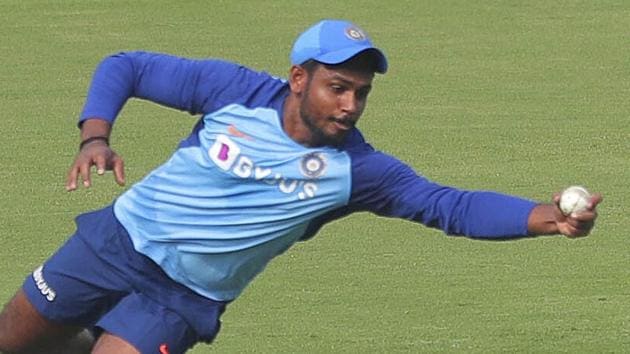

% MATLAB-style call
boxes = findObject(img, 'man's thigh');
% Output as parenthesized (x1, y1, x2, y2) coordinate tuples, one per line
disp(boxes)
(0, 289, 92, 353)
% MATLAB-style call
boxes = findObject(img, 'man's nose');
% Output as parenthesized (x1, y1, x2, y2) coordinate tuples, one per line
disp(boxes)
(340, 92, 358, 114)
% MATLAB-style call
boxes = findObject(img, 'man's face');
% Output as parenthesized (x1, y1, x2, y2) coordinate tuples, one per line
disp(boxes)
(298, 63, 374, 146)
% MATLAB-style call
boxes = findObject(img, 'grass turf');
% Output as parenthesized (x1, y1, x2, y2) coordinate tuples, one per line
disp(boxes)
(1, 1, 628, 352)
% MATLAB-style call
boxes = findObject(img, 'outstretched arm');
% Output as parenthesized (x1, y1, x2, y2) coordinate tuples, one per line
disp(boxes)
(348, 149, 603, 239)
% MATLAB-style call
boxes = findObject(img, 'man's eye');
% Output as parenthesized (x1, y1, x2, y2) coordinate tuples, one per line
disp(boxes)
(331, 85, 344, 93)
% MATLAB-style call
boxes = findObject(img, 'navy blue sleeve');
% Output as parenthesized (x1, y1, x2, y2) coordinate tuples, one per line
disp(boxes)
(347, 146, 537, 238)
(79, 51, 285, 124)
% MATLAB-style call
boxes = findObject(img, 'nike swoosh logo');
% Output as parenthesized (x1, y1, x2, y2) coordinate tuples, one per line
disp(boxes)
(228, 125, 254, 141)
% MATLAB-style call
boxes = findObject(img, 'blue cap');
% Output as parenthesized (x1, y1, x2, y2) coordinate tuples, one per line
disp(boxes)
(290, 19, 388, 74)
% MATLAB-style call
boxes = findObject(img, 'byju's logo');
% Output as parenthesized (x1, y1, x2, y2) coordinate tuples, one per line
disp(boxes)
(209, 134, 319, 200)
(33, 265, 56, 302)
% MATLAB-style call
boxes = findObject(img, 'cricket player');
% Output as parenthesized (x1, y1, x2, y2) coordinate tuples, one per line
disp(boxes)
(0, 19, 601, 353)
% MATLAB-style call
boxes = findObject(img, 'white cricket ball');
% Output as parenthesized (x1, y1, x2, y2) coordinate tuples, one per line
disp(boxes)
(559, 186, 591, 216)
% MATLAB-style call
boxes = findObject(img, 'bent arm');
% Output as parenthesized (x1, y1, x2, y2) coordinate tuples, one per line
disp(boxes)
(79, 51, 244, 125)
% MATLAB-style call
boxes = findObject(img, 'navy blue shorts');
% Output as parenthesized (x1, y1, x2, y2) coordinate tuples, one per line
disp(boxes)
(22, 205, 228, 354)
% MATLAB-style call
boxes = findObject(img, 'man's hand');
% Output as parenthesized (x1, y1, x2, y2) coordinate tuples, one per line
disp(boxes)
(552, 192, 603, 237)
(65, 118, 125, 191)
(527, 192, 603, 237)
(66, 142, 125, 191)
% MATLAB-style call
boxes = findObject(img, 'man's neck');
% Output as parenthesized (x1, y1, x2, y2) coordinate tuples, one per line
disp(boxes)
(282, 94, 315, 147)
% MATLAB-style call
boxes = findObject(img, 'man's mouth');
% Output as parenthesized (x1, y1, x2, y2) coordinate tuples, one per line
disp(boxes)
(330, 117, 354, 131)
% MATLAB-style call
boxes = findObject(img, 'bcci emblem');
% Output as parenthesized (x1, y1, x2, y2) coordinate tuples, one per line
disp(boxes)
(345, 26, 366, 41)
(300, 152, 327, 179)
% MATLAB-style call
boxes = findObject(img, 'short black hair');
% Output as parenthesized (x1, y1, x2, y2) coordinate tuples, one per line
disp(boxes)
(299, 50, 380, 75)
(300, 59, 321, 74)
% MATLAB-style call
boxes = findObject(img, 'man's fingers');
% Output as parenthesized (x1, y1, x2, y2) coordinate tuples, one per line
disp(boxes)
(588, 193, 603, 209)
(66, 165, 80, 191)
(552, 193, 561, 204)
(79, 162, 92, 188)
(570, 210, 598, 222)
(570, 220, 593, 237)
(112, 157, 125, 186)
(94, 155, 107, 175)
(563, 213, 596, 238)
(66, 147, 125, 190)
(554, 190, 601, 238)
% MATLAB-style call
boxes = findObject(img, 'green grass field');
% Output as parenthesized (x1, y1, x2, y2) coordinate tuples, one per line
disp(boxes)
(1, 1, 629, 352)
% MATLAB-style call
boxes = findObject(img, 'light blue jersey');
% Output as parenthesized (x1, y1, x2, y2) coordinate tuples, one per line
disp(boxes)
(115, 104, 351, 300)
(81, 51, 537, 302)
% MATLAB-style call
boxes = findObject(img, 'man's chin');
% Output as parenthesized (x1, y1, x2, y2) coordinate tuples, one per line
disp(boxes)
(320, 130, 349, 147)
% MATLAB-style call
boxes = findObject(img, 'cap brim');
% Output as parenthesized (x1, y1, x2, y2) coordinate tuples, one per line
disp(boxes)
(314, 46, 388, 74)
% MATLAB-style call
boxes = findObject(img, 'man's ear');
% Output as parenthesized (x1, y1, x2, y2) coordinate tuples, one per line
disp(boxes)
(288, 65, 308, 94)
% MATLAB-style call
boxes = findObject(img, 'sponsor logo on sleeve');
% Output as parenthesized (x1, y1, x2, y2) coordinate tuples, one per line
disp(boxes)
(33, 265, 56, 302)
